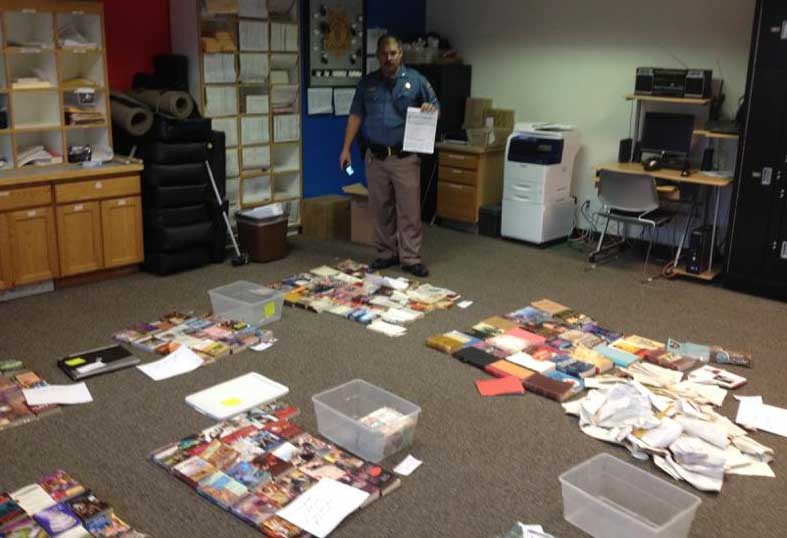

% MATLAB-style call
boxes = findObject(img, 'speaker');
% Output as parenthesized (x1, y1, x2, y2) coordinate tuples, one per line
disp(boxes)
(618, 138, 633, 163)
(701, 147, 714, 171)
(632, 142, 642, 163)
(635, 67, 654, 94)
(685, 69, 713, 99)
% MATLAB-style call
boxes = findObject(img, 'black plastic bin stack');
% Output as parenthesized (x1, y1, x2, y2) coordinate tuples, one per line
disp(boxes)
(141, 116, 227, 275)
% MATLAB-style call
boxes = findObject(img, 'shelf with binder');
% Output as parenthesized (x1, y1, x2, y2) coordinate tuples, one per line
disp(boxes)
(14, 129, 64, 167)
(203, 52, 237, 84)
(239, 174, 271, 207)
(62, 88, 108, 128)
(238, 18, 268, 51)
(56, 11, 103, 49)
(212, 116, 239, 147)
(239, 86, 269, 114)
(5, 9, 54, 49)
(238, 52, 269, 84)
(270, 53, 298, 85)
(204, 84, 238, 117)
(7, 49, 58, 90)
(0, 132, 14, 168)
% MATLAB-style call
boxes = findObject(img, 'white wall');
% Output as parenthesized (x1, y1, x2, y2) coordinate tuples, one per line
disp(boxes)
(426, 0, 755, 226)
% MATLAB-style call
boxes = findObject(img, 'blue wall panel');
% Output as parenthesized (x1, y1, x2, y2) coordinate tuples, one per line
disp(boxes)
(300, 0, 426, 198)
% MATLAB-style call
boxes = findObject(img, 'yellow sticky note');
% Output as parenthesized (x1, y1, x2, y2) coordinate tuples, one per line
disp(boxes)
(221, 397, 243, 407)
(264, 302, 276, 317)
(65, 358, 86, 366)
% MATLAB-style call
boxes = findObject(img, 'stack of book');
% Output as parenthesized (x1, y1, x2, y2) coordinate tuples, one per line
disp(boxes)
(268, 259, 460, 337)
(425, 298, 752, 403)
(0, 360, 61, 432)
(113, 311, 277, 361)
(150, 401, 401, 537)
(1, 469, 150, 537)
(65, 106, 106, 126)
(18, 145, 62, 167)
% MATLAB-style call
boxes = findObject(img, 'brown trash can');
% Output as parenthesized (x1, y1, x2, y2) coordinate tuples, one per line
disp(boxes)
(236, 213, 289, 263)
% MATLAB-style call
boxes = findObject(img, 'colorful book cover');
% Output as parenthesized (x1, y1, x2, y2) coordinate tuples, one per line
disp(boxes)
(84, 514, 130, 538)
(149, 443, 191, 471)
(274, 469, 315, 498)
(65, 491, 112, 523)
(254, 481, 297, 508)
(470, 341, 510, 360)
(230, 493, 279, 527)
(298, 459, 347, 481)
(194, 440, 240, 471)
(173, 457, 218, 488)
(594, 343, 640, 367)
(260, 515, 307, 538)
(666, 338, 711, 362)
(197, 472, 249, 510)
(263, 421, 302, 440)
(0, 516, 50, 538)
(32, 503, 79, 535)
(250, 430, 285, 453)
(546, 371, 585, 395)
(0, 494, 25, 527)
(320, 448, 365, 472)
(225, 461, 271, 490)
(530, 298, 571, 315)
(37, 470, 85, 502)
(0, 388, 36, 431)
(252, 453, 293, 477)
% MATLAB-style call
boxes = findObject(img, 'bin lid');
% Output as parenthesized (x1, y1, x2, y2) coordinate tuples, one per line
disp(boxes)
(210, 281, 280, 304)
(236, 203, 288, 222)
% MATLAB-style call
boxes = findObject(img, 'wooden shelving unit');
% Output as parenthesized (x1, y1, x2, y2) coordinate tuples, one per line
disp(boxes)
(170, 0, 303, 228)
(0, 1, 111, 172)
(693, 129, 739, 140)
(625, 94, 712, 106)
(672, 265, 723, 281)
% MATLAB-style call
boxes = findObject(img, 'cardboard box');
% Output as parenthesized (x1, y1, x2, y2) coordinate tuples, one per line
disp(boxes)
(342, 183, 375, 246)
(205, 0, 239, 14)
(484, 108, 515, 130)
(302, 195, 351, 240)
(466, 127, 511, 149)
(464, 98, 493, 129)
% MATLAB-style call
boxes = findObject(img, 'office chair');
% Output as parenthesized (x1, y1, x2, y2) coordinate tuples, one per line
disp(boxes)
(589, 170, 675, 274)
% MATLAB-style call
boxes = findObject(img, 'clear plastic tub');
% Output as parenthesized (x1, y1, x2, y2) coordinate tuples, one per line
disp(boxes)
(559, 453, 701, 538)
(312, 379, 421, 463)
(208, 280, 283, 327)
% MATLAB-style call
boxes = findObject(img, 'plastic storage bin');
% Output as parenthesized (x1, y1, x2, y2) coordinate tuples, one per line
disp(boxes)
(208, 280, 284, 327)
(559, 453, 701, 538)
(312, 379, 421, 463)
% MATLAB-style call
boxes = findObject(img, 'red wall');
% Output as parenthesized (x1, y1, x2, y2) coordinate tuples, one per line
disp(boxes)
(103, 0, 172, 90)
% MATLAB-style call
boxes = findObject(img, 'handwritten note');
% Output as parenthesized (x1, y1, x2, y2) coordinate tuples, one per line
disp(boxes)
(277, 478, 369, 538)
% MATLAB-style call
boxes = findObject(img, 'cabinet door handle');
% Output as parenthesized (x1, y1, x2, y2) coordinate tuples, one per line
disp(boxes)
(74, 204, 84, 211)
(94, 181, 103, 189)
(117, 199, 127, 206)
(27, 210, 36, 218)
(0, 192, 9, 198)
(781, 20, 787, 40)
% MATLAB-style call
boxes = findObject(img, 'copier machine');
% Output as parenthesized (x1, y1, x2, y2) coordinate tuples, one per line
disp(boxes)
(501, 122, 580, 244)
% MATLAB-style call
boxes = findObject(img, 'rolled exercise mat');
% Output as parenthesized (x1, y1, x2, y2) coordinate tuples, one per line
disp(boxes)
(128, 88, 194, 119)
(110, 92, 154, 136)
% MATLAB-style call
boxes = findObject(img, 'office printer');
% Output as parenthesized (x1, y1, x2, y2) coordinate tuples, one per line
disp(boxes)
(501, 122, 580, 244)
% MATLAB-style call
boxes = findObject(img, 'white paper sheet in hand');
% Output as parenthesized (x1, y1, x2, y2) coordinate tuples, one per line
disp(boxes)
(184, 372, 288, 420)
(22, 383, 93, 406)
(137, 345, 204, 381)
(402, 107, 438, 154)
(277, 478, 369, 538)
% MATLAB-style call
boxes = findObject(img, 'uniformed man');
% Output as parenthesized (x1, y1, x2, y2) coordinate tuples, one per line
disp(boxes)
(339, 34, 439, 277)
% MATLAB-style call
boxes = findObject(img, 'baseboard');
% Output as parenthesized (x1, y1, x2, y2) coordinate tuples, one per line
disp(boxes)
(55, 265, 140, 289)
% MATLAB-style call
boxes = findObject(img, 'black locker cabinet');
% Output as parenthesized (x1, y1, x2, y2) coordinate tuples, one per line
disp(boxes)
(727, 0, 787, 292)
(408, 64, 472, 222)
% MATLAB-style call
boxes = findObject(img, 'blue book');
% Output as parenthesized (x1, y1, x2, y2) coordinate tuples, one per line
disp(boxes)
(594, 344, 640, 367)
(546, 371, 585, 395)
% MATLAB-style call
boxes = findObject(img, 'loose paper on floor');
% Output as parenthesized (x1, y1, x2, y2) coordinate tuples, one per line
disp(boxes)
(137, 345, 204, 381)
(402, 107, 438, 154)
(22, 383, 93, 406)
(277, 478, 369, 538)
(393, 455, 422, 476)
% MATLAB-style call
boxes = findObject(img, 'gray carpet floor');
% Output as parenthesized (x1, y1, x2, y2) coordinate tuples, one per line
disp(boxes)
(1, 225, 785, 538)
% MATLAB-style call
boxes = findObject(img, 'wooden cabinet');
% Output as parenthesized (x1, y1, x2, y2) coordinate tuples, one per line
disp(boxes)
(56, 202, 103, 277)
(8, 206, 59, 286)
(0, 163, 144, 291)
(436, 145, 505, 224)
(101, 197, 143, 268)
(0, 214, 13, 290)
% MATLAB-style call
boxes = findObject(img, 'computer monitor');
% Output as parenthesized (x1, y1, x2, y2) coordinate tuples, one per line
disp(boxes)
(640, 112, 694, 156)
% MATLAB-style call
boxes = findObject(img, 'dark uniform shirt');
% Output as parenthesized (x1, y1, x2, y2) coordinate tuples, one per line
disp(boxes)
(349, 65, 440, 148)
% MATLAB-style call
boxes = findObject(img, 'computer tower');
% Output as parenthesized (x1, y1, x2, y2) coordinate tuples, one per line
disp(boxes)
(687, 226, 712, 274)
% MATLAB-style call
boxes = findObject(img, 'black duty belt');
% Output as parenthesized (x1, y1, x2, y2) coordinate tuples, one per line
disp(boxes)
(368, 143, 411, 160)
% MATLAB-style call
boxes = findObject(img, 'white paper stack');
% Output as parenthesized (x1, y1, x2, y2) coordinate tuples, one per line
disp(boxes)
(367, 320, 407, 337)
(242, 146, 271, 170)
(239, 53, 269, 82)
(246, 94, 269, 114)
(185, 372, 289, 420)
(241, 116, 269, 144)
(212, 117, 239, 147)
(239, 20, 268, 51)
(239, 0, 267, 18)
(273, 114, 300, 142)
(203, 54, 237, 83)
(205, 86, 238, 117)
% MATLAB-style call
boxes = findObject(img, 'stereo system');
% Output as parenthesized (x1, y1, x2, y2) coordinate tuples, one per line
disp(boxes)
(635, 68, 713, 99)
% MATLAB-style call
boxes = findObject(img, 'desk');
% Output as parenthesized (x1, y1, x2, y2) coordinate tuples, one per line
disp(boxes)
(596, 162, 734, 280)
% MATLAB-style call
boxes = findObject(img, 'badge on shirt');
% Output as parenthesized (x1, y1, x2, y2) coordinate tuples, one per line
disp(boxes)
(405, 81, 412, 90)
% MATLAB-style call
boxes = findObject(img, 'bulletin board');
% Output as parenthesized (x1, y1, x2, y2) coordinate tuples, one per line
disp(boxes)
(307, 0, 366, 87)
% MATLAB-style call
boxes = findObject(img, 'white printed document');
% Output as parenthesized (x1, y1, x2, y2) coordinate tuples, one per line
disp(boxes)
(403, 107, 438, 154)
(277, 478, 369, 538)
(137, 345, 204, 381)
(22, 383, 93, 406)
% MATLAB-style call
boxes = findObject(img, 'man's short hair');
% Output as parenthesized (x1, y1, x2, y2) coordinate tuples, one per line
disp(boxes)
(377, 34, 402, 52)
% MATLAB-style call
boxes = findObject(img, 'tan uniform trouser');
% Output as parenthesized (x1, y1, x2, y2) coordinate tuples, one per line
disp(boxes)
(365, 150, 423, 265)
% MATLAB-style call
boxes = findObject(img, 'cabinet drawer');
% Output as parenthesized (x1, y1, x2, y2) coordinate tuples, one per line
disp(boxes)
(55, 175, 141, 203)
(440, 152, 479, 170)
(438, 166, 478, 186)
(437, 181, 478, 222)
(0, 186, 52, 212)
